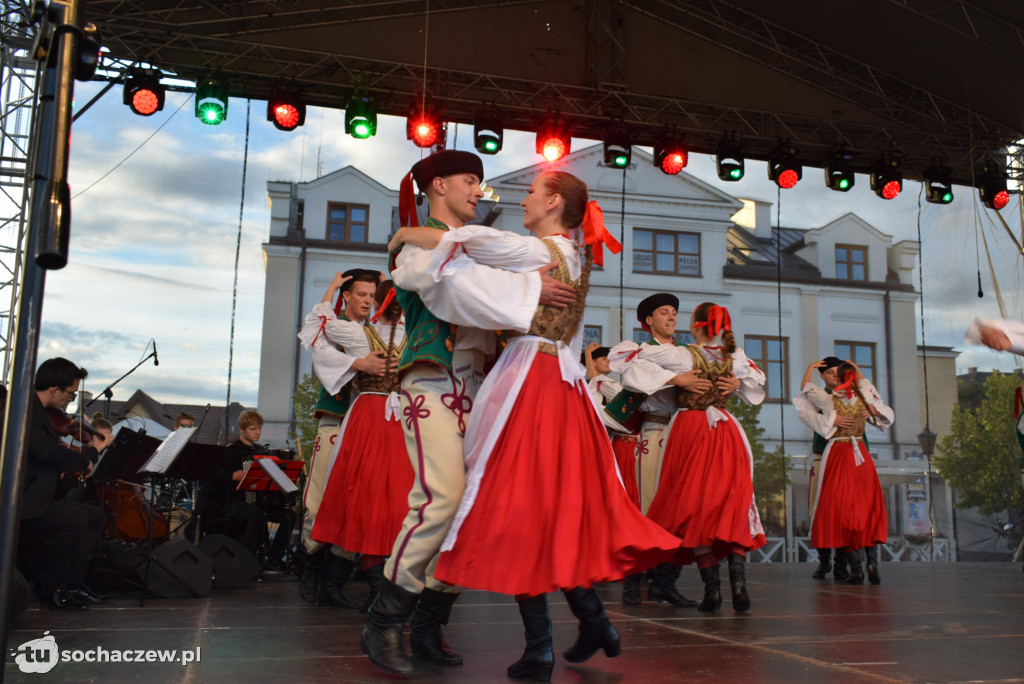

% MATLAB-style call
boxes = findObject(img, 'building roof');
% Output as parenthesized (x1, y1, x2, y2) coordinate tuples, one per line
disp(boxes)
(83, 389, 251, 445)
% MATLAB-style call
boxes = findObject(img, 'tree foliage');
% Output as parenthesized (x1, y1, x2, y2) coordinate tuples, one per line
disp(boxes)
(934, 370, 1023, 518)
(728, 397, 791, 536)
(291, 372, 322, 464)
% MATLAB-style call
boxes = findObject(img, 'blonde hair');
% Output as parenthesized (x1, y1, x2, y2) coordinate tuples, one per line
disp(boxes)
(237, 409, 263, 430)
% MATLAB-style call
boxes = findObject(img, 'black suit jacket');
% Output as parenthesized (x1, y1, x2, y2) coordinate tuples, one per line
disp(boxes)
(21, 395, 94, 520)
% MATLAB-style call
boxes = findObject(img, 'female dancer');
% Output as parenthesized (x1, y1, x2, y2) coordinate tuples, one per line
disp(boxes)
(310, 280, 413, 607)
(794, 360, 892, 584)
(389, 171, 683, 681)
(620, 302, 767, 612)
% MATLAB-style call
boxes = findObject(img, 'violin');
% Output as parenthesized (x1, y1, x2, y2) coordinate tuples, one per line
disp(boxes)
(46, 407, 106, 450)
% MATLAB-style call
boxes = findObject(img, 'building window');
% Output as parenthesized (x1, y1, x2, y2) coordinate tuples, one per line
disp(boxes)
(632, 329, 695, 346)
(745, 335, 789, 403)
(835, 244, 867, 281)
(834, 341, 876, 384)
(633, 229, 701, 276)
(327, 202, 369, 242)
(583, 325, 603, 347)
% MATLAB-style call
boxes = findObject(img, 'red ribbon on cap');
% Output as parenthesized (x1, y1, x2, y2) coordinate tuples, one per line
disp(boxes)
(834, 370, 857, 399)
(371, 287, 398, 323)
(399, 172, 419, 228)
(580, 201, 621, 267)
(693, 305, 731, 339)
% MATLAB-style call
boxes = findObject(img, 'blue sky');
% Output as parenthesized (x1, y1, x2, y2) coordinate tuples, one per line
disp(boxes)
(40, 80, 1023, 410)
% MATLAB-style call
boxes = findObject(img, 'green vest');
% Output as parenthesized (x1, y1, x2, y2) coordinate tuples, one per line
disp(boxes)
(811, 387, 869, 454)
(603, 336, 673, 428)
(312, 312, 355, 419)
(389, 217, 457, 373)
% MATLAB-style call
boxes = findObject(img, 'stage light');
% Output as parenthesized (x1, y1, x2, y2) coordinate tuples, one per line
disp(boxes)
(267, 85, 305, 132)
(870, 159, 902, 200)
(768, 150, 802, 189)
(535, 119, 570, 162)
(715, 140, 744, 181)
(473, 111, 503, 154)
(978, 171, 1009, 210)
(654, 135, 688, 175)
(825, 154, 855, 192)
(603, 129, 631, 168)
(345, 95, 377, 139)
(123, 70, 165, 116)
(923, 165, 954, 204)
(195, 75, 228, 125)
(407, 106, 443, 148)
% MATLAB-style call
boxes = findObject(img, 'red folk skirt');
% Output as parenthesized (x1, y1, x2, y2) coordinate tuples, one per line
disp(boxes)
(311, 394, 414, 556)
(646, 410, 766, 557)
(434, 353, 683, 596)
(810, 439, 888, 551)
(610, 434, 640, 508)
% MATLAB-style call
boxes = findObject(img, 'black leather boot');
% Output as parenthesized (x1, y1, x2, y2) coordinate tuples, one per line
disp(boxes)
(507, 594, 554, 681)
(361, 579, 419, 676)
(697, 565, 722, 612)
(318, 553, 358, 607)
(833, 549, 851, 581)
(865, 546, 881, 585)
(562, 587, 621, 663)
(359, 562, 386, 614)
(622, 573, 643, 606)
(299, 547, 324, 603)
(812, 548, 832, 579)
(727, 553, 750, 612)
(409, 588, 463, 665)
(845, 549, 865, 585)
(648, 563, 697, 607)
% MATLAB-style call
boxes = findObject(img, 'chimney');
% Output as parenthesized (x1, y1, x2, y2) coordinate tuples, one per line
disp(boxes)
(731, 199, 774, 240)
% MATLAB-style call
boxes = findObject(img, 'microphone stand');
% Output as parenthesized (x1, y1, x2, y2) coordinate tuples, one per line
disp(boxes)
(86, 352, 157, 419)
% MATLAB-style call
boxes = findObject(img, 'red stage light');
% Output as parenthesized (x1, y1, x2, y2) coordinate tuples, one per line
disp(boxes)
(992, 189, 1010, 210)
(881, 179, 902, 200)
(661, 152, 687, 175)
(273, 103, 301, 131)
(777, 169, 800, 189)
(541, 137, 566, 161)
(131, 88, 161, 116)
(410, 119, 439, 148)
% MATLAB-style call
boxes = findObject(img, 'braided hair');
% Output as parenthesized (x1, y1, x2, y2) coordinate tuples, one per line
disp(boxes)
(541, 171, 593, 342)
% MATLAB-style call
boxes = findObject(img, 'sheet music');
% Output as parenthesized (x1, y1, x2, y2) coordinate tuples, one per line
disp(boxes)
(255, 457, 298, 494)
(138, 427, 197, 475)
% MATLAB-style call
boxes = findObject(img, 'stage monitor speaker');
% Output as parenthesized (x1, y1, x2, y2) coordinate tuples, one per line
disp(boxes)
(197, 534, 260, 588)
(147, 538, 213, 598)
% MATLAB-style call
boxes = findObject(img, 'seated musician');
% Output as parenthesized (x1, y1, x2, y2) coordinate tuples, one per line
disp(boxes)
(198, 410, 297, 569)
(173, 412, 196, 430)
(21, 358, 113, 609)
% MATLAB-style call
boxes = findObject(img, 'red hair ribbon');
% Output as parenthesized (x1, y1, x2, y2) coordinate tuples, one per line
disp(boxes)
(371, 287, 397, 323)
(693, 305, 731, 339)
(580, 201, 621, 267)
(834, 371, 857, 399)
(398, 172, 419, 228)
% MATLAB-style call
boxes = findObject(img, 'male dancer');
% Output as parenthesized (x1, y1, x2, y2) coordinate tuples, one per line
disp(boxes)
(362, 149, 574, 676)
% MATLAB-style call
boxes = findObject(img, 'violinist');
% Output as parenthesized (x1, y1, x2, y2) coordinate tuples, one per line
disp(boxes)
(21, 357, 113, 610)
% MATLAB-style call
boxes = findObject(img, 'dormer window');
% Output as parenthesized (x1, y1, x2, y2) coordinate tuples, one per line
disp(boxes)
(835, 244, 867, 281)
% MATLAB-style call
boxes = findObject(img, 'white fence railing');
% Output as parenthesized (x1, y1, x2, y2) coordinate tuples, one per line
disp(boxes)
(750, 537, 952, 563)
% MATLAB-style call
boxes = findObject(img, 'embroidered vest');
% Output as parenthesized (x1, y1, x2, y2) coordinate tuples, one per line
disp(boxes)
(389, 217, 457, 373)
(312, 311, 356, 419)
(831, 394, 868, 439)
(603, 335, 672, 428)
(676, 345, 733, 410)
(811, 388, 871, 452)
(359, 324, 406, 394)
(506, 238, 580, 355)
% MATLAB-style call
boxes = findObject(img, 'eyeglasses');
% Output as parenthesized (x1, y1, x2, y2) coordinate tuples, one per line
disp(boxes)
(62, 389, 77, 400)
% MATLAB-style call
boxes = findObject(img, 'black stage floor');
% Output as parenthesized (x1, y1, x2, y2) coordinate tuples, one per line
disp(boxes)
(5, 562, 1023, 683)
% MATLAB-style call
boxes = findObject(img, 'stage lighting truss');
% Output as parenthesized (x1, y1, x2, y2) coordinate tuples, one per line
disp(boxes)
(870, 158, 903, 200)
(978, 170, 1010, 210)
(923, 165, 954, 205)
(825, 154, 855, 192)
(715, 139, 744, 181)
(345, 94, 377, 139)
(267, 85, 306, 132)
(195, 75, 229, 125)
(473, 110, 503, 154)
(768, 148, 802, 189)
(654, 134, 688, 175)
(536, 119, 571, 162)
(123, 69, 165, 116)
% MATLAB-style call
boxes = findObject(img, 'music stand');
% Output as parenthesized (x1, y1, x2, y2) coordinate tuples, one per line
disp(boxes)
(237, 456, 303, 495)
